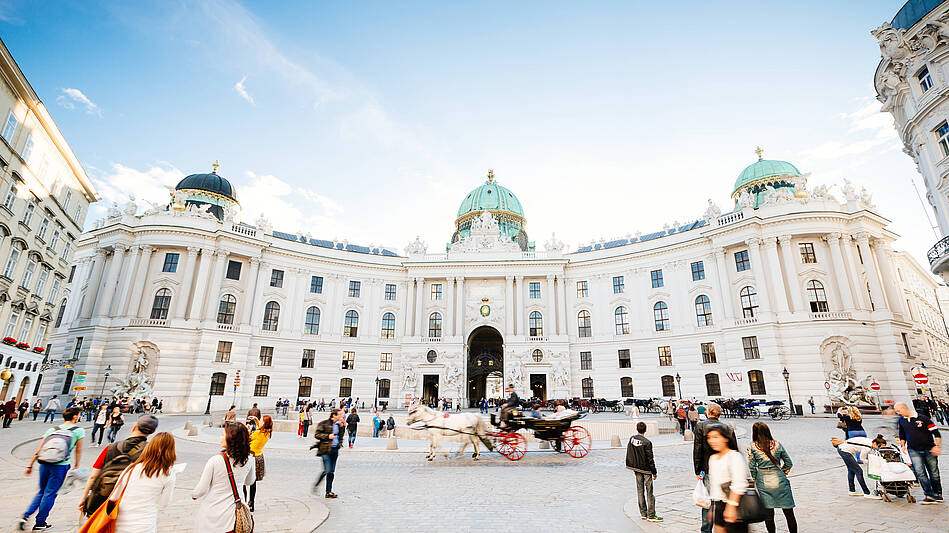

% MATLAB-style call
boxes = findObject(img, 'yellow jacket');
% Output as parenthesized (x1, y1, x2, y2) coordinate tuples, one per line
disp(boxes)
(250, 429, 271, 456)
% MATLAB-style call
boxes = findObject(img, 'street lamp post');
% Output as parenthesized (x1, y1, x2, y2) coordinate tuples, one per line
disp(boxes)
(374, 376, 380, 410)
(98, 365, 112, 400)
(675, 373, 682, 399)
(782, 367, 792, 415)
(297, 374, 303, 412)
(204, 382, 213, 415)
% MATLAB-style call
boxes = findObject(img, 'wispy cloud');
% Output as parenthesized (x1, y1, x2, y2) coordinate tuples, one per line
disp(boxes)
(85, 162, 184, 227)
(56, 88, 102, 116)
(233, 75, 255, 105)
(798, 97, 900, 162)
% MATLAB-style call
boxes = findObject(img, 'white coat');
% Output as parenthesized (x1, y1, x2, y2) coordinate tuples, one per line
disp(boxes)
(192, 453, 255, 533)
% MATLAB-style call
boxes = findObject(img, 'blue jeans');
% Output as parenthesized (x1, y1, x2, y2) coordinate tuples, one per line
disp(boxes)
(43, 409, 55, 423)
(908, 448, 942, 499)
(24, 463, 69, 525)
(838, 449, 869, 494)
(372, 425, 379, 438)
(846, 429, 867, 439)
(700, 476, 711, 533)
(315, 447, 339, 493)
(348, 429, 357, 447)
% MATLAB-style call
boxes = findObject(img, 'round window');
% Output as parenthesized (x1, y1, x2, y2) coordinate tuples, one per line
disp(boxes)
(426, 350, 437, 363)
(532, 349, 543, 362)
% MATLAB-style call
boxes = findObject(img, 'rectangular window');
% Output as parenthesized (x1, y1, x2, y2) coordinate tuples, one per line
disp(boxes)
(63, 190, 72, 210)
(21, 202, 34, 227)
(529, 281, 541, 298)
(742, 336, 760, 360)
(310, 275, 323, 294)
(22, 259, 35, 289)
(580, 351, 592, 370)
(2, 184, 15, 211)
(701, 342, 717, 364)
(2, 111, 18, 142)
(919, 67, 934, 92)
(431, 283, 442, 300)
(49, 226, 61, 252)
(613, 275, 625, 294)
(4, 311, 19, 338)
(735, 250, 751, 272)
(48, 278, 61, 303)
(937, 122, 949, 157)
(35, 267, 49, 296)
(901, 332, 912, 357)
(225, 260, 241, 280)
(650, 269, 663, 288)
(582, 378, 594, 398)
(691, 261, 705, 281)
(302, 348, 315, 368)
(658, 346, 672, 366)
(3, 248, 19, 278)
(61, 238, 72, 261)
(22, 134, 33, 162)
(348, 280, 360, 297)
(162, 253, 180, 273)
(378, 378, 391, 398)
(799, 242, 817, 264)
(380, 352, 392, 371)
(576, 281, 588, 298)
(17, 316, 31, 342)
(258, 346, 273, 366)
(342, 351, 355, 370)
(68, 265, 76, 284)
(384, 283, 396, 300)
(618, 349, 631, 368)
(270, 269, 284, 288)
(215, 341, 232, 363)
(72, 336, 83, 359)
(37, 216, 49, 240)
(34, 322, 47, 345)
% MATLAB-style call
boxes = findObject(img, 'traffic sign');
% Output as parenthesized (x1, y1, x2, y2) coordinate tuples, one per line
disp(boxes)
(824, 381, 830, 390)
(870, 382, 880, 391)
(73, 386, 86, 391)
(914, 373, 929, 385)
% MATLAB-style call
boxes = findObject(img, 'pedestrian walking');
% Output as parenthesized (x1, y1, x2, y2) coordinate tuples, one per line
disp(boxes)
(386, 414, 396, 438)
(31, 399, 41, 421)
(372, 412, 382, 438)
(18, 399, 29, 420)
(223, 404, 237, 426)
(302, 404, 313, 438)
(98, 432, 177, 533)
(693, 403, 738, 533)
(895, 402, 943, 503)
(747, 422, 797, 533)
(312, 408, 344, 498)
(17, 406, 84, 531)
(42, 396, 60, 423)
(830, 435, 881, 498)
(192, 422, 255, 531)
(837, 406, 866, 438)
(676, 402, 688, 435)
(688, 404, 700, 431)
(807, 397, 815, 415)
(627, 421, 662, 522)
(346, 407, 360, 448)
(106, 406, 125, 444)
(706, 426, 749, 533)
(3, 398, 16, 427)
(79, 414, 158, 516)
(245, 414, 272, 512)
(246, 403, 261, 427)
(90, 404, 109, 447)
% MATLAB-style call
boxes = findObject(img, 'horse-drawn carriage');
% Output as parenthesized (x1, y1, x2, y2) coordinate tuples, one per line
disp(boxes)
(487, 409, 592, 461)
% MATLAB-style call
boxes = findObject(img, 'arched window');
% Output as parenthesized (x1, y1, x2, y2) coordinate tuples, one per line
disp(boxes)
(380, 312, 396, 339)
(217, 294, 236, 324)
(254, 375, 270, 396)
(61, 369, 74, 395)
(739, 286, 758, 318)
(378, 378, 391, 398)
(748, 370, 766, 395)
(150, 289, 172, 320)
(304, 306, 321, 335)
(343, 310, 358, 337)
(532, 349, 543, 362)
(55, 299, 66, 328)
(705, 373, 721, 396)
(262, 301, 280, 331)
(298, 376, 312, 398)
(806, 280, 829, 313)
(653, 301, 669, 331)
(620, 377, 634, 397)
(529, 311, 543, 337)
(695, 295, 712, 327)
(581, 377, 594, 398)
(428, 312, 442, 338)
(577, 310, 592, 338)
(339, 377, 353, 397)
(614, 306, 629, 335)
(660, 375, 676, 397)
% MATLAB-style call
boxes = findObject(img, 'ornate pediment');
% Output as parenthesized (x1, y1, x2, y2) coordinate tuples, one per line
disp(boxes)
(449, 212, 520, 256)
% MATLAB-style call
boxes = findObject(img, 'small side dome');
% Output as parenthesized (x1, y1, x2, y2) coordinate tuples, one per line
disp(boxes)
(175, 165, 238, 203)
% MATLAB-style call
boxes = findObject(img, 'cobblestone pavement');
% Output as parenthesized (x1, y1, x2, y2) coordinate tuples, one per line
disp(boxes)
(1, 411, 948, 532)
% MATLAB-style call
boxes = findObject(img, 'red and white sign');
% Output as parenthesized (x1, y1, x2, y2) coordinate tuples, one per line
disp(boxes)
(824, 381, 831, 390)
(869, 382, 881, 391)
(914, 373, 929, 385)
(725, 371, 743, 383)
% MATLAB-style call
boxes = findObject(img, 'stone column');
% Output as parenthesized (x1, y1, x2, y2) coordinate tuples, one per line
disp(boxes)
(825, 233, 856, 311)
(874, 239, 907, 317)
(856, 233, 886, 312)
(203, 251, 229, 321)
(403, 278, 414, 336)
(240, 258, 262, 326)
(130, 246, 155, 318)
(841, 237, 869, 310)
(94, 246, 126, 317)
(777, 235, 805, 313)
(415, 277, 425, 337)
(714, 248, 735, 322)
(558, 275, 568, 336)
(114, 246, 141, 317)
(446, 277, 455, 336)
(188, 249, 214, 321)
(505, 275, 514, 335)
(455, 277, 464, 337)
(172, 247, 199, 319)
(745, 238, 771, 318)
(762, 237, 790, 317)
(545, 275, 555, 336)
(516, 276, 526, 336)
(81, 248, 107, 318)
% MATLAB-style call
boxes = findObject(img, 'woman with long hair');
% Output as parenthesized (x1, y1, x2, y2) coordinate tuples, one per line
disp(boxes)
(193, 423, 255, 531)
(106, 406, 125, 443)
(90, 404, 110, 447)
(706, 426, 749, 533)
(837, 406, 866, 438)
(245, 414, 273, 512)
(101, 432, 178, 533)
(748, 422, 797, 533)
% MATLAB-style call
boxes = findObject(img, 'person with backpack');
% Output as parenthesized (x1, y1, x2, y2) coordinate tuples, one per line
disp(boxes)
(43, 396, 60, 423)
(386, 414, 396, 438)
(78, 414, 158, 517)
(626, 421, 662, 522)
(18, 406, 84, 531)
(95, 432, 177, 533)
(106, 406, 125, 444)
(346, 407, 360, 448)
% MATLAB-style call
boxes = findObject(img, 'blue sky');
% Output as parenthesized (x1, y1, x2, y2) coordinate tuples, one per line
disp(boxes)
(0, 0, 934, 263)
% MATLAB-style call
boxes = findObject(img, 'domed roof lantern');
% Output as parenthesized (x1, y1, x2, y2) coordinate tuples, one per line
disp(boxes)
(174, 161, 240, 220)
(731, 147, 801, 209)
(451, 169, 531, 251)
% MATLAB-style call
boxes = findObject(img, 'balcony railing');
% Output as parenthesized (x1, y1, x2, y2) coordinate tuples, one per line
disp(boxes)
(427, 337, 442, 343)
(734, 317, 758, 326)
(928, 235, 949, 266)
(129, 318, 167, 327)
(217, 323, 236, 331)
(528, 336, 548, 342)
(809, 311, 852, 321)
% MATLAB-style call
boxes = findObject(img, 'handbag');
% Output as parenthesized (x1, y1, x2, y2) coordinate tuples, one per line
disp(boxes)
(222, 452, 254, 533)
(255, 454, 266, 481)
(78, 466, 133, 533)
(735, 483, 767, 523)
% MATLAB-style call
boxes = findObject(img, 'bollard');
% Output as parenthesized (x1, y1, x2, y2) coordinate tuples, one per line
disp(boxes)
(539, 440, 550, 449)
(683, 431, 693, 441)
(386, 437, 398, 450)
(184, 421, 192, 431)
(204, 416, 211, 427)
(188, 426, 198, 436)
(610, 435, 622, 447)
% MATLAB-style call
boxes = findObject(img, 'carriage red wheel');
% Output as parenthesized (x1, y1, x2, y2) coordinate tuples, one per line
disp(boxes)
(502, 433, 527, 461)
(563, 426, 591, 458)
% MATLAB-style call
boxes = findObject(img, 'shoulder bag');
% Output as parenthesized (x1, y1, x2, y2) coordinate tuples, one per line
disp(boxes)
(78, 466, 133, 533)
(222, 453, 254, 533)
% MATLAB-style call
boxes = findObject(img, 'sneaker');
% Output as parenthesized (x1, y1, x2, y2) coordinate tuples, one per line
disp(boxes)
(16, 517, 27, 531)
(848, 491, 863, 496)
(647, 516, 664, 522)
(640, 516, 648, 520)
(32, 524, 52, 531)
(325, 492, 338, 499)
(935, 496, 944, 503)
(864, 493, 882, 500)
(921, 497, 938, 505)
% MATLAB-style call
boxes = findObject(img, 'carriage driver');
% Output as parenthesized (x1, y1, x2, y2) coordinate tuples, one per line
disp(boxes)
(499, 391, 521, 428)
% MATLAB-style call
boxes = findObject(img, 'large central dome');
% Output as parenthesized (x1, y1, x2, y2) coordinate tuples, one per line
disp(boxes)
(174, 162, 240, 221)
(451, 170, 530, 251)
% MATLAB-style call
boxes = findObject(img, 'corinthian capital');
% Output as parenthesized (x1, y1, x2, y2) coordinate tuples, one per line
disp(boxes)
(854, 232, 871, 244)
(761, 236, 778, 248)
(824, 232, 842, 243)
(744, 237, 762, 247)
(777, 234, 793, 244)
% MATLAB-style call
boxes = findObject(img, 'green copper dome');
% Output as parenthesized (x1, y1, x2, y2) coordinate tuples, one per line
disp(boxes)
(734, 152, 800, 195)
(457, 170, 524, 218)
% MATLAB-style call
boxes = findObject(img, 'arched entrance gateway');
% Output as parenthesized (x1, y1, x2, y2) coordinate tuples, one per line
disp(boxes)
(467, 326, 503, 407)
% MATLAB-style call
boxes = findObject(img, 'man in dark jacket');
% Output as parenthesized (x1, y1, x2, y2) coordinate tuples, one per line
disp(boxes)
(626, 421, 662, 522)
(692, 403, 738, 533)
(2, 398, 16, 427)
(312, 409, 344, 499)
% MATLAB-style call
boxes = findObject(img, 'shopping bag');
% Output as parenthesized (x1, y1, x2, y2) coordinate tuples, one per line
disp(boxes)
(693, 479, 711, 509)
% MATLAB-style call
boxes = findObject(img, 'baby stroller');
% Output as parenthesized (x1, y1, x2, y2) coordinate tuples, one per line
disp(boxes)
(867, 445, 917, 503)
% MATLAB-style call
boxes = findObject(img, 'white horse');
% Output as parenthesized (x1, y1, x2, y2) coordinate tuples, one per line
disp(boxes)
(406, 405, 489, 461)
